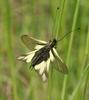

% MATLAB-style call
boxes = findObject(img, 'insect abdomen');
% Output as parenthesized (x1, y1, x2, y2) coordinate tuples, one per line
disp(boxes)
(31, 49, 49, 67)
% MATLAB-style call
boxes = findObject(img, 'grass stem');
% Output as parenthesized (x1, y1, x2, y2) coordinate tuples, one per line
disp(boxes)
(56, 0, 66, 39)
(61, 0, 80, 100)
(48, 67, 53, 100)
(2, 0, 19, 100)
(70, 64, 89, 100)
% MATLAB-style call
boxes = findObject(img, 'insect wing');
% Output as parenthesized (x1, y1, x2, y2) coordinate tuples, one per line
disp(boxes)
(21, 35, 47, 50)
(34, 61, 48, 82)
(17, 50, 37, 63)
(36, 71, 48, 82)
(52, 48, 68, 74)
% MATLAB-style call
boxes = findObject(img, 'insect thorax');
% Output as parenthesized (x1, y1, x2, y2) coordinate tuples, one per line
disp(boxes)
(49, 38, 57, 48)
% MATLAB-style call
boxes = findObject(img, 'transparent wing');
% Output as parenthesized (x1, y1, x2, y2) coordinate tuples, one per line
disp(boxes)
(51, 48, 68, 74)
(21, 35, 47, 50)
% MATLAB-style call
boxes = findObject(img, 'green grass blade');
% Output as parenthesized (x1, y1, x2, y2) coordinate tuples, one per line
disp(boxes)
(2, 0, 19, 100)
(71, 23, 89, 100)
(70, 64, 89, 100)
(47, 67, 53, 100)
(56, 0, 66, 39)
(61, 0, 80, 100)
(82, 24, 89, 100)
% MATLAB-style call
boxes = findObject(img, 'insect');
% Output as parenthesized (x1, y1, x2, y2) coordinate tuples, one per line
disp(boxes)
(17, 34, 69, 82)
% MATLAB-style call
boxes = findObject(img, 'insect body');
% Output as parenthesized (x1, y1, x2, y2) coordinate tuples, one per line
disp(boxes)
(18, 35, 68, 82)
(31, 39, 57, 67)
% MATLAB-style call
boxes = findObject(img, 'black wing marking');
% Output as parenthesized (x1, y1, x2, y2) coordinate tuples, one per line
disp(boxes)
(21, 35, 47, 50)
(51, 48, 68, 74)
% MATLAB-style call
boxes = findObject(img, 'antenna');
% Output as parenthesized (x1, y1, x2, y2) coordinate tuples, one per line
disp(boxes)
(57, 28, 80, 42)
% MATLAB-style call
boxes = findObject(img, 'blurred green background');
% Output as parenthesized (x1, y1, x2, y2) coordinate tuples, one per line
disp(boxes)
(0, 0, 89, 100)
